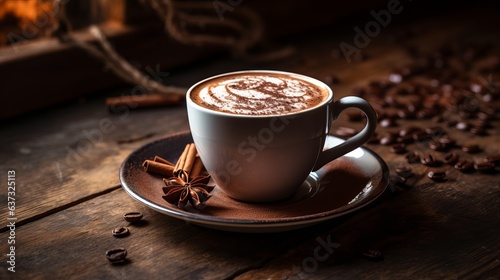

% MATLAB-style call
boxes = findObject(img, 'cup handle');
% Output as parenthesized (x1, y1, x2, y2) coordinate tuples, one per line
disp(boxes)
(313, 96, 377, 171)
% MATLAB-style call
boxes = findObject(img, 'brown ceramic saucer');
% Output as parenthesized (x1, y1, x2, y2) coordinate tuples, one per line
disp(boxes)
(120, 131, 389, 233)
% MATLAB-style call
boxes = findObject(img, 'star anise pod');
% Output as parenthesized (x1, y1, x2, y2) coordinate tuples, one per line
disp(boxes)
(162, 171, 214, 210)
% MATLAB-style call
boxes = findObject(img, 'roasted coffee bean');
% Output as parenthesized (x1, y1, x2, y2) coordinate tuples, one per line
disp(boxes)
(106, 248, 127, 264)
(421, 153, 440, 166)
(473, 118, 491, 128)
(427, 170, 447, 181)
(124, 212, 143, 223)
(484, 154, 500, 166)
(455, 121, 469, 131)
(474, 161, 496, 173)
(477, 111, 492, 120)
(454, 160, 474, 172)
(391, 175, 407, 186)
(384, 95, 399, 107)
(396, 135, 414, 144)
(417, 108, 437, 119)
(395, 165, 413, 178)
(428, 141, 447, 151)
(397, 109, 416, 119)
(442, 152, 459, 165)
(462, 144, 481, 153)
(112, 227, 130, 238)
(380, 118, 397, 128)
(380, 133, 396, 145)
(437, 136, 456, 147)
(361, 249, 384, 261)
(334, 127, 358, 138)
(470, 126, 488, 135)
(444, 119, 458, 127)
(390, 143, 407, 154)
(432, 115, 444, 123)
(413, 131, 430, 142)
(399, 126, 420, 137)
(388, 72, 403, 84)
(424, 126, 445, 136)
(481, 106, 495, 116)
(405, 151, 421, 164)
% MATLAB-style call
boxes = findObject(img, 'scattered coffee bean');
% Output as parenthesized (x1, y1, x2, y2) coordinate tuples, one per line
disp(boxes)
(454, 160, 474, 172)
(361, 249, 384, 261)
(334, 126, 358, 138)
(397, 109, 416, 119)
(380, 133, 396, 145)
(474, 161, 496, 173)
(474, 118, 492, 128)
(442, 152, 459, 165)
(470, 126, 488, 135)
(390, 143, 407, 154)
(428, 140, 447, 152)
(484, 154, 500, 166)
(112, 227, 130, 238)
(416, 108, 436, 119)
(396, 134, 414, 144)
(124, 212, 143, 223)
(421, 153, 440, 166)
(406, 151, 421, 164)
(461, 144, 481, 153)
(477, 111, 492, 120)
(389, 72, 403, 83)
(412, 130, 430, 142)
(444, 119, 458, 127)
(428, 170, 447, 181)
(106, 248, 127, 264)
(395, 165, 413, 178)
(399, 126, 420, 137)
(437, 136, 456, 147)
(455, 121, 470, 131)
(391, 175, 407, 187)
(424, 126, 445, 136)
(380, 118, 397, 128)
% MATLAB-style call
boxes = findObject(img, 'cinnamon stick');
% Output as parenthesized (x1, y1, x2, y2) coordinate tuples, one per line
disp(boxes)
(142, 160, 175, 177)
(190, 156, 205, 178)
(153, 156, 174, 166)
(106, 94, 183, 111)
(174, 143, 198, 178)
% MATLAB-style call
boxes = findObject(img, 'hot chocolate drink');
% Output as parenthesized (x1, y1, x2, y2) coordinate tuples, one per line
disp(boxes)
(190, 72, 330, 115)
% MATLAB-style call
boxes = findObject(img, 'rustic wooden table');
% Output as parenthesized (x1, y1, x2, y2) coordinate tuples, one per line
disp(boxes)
(1, 8, 499, 279)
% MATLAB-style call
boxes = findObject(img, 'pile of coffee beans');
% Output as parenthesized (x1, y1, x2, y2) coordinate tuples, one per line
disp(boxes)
(337, 42, 499, 184)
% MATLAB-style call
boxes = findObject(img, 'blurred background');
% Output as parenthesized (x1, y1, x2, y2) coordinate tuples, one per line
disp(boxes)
(0, 0, 499, 120)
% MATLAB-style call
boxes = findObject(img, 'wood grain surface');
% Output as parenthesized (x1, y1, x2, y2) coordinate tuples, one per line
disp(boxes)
(1, 6, 499, 279)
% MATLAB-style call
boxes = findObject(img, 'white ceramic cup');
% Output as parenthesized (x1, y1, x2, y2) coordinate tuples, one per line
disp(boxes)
(186, 70, 377, 203)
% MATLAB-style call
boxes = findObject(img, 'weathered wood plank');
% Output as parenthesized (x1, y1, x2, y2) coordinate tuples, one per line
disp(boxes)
(0, 98, 189, 229)
(0, 188, 327, 279)
(234, 170, 500, 279)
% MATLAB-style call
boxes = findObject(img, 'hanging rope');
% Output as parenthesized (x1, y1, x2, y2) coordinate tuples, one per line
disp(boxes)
(52, 0, 293, 98)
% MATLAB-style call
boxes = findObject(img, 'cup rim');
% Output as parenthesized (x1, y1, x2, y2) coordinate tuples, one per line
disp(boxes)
(186, 70, 334, 118)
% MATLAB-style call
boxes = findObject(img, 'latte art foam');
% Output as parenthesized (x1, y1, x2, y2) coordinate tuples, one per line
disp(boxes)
(191, 73, 328, 115)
